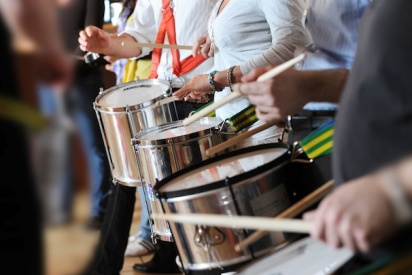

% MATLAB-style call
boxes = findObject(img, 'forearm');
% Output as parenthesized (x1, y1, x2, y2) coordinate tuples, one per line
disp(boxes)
(210, 66, 243, 90)
(0, 0, 64, 53)
(303, 69, 349, 103)
(105, 33, 142, 58)
(394, 157, 412, 202)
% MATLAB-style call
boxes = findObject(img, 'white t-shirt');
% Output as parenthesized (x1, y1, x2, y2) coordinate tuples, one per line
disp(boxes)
(123, 0, 218, 88)
(208, 0, 310, 141)
(209, 0, 311, 120)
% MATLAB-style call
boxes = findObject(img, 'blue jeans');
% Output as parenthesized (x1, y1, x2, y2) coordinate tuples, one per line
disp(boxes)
(137, 186, 151, 241)
(37, 86, 74, 223)
(67, 74, 111, 219)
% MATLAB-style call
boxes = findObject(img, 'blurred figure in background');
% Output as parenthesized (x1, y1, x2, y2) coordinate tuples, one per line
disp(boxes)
(50, 0, 110, 230)
(0, 0, 72, 273)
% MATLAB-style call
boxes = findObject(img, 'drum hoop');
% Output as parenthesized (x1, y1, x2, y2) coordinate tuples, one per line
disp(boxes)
(132, 117, 223, 146)
(154, 143, 292, 199)
(95, 79, 171, 112)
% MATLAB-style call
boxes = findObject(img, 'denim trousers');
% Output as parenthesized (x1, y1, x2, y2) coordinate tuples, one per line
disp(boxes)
(68, 73, 111, 219)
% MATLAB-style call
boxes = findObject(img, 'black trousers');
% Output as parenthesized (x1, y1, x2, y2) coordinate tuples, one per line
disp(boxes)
(283, 111, 335, 201)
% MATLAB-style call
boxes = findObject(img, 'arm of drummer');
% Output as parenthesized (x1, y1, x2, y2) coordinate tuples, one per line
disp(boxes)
(79, 0, 156, 59)
(235, 68, 348, 122)
(79, 28, 141, 58)
(174, 0, 311, 101)
(0, 0, 72, 89)
(303, 157, 412, 253)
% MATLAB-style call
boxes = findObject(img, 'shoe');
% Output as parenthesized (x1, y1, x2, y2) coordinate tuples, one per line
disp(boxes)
(125, 237, 156, 257)
(128, 232, 141, 243)
(132, 259, 180, 274)
(83, 216, 103, 231)
(133, 240, 180, 274)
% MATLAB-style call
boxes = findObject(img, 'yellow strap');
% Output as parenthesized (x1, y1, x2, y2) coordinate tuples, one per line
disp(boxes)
(0, 96, 46, 130)
(122, 59, 152, 83)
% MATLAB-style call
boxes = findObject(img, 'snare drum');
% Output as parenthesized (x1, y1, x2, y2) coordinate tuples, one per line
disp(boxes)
(132, 117, 232, 241)
(237, 237, 352, 275)
(94, 79, 177, 186)
(154, 143, 310, 273)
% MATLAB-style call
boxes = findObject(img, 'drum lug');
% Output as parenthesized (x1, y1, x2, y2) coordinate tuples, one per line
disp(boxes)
(194, 225, 225, 248)
(290, 141, 314, 164)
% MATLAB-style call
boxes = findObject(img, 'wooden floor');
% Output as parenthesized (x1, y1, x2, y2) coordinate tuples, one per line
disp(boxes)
(44, 189, 159, 275)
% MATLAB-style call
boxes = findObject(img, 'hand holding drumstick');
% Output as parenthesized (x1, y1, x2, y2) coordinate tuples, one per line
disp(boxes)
(182, 53, 307, 126)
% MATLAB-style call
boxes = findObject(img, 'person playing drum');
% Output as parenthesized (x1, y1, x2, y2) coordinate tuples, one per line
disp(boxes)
(79, 1, 221, 274)
(173, 0, 311, 147)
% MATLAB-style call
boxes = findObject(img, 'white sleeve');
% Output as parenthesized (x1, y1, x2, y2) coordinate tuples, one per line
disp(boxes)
(239, 0, 311, 75)
(120, 0, 159, 58)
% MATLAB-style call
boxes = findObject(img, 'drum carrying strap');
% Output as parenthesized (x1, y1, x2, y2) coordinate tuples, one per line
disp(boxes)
(299, 120, 335, 159)
(192, 101, 215, 117)
(191, 103, 258, 133)
(0, 95, 46, 130)
(227, 105, 258, 133)
(149, 0, 206, 79)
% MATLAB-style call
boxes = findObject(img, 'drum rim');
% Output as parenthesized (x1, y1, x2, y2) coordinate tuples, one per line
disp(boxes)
(154, 143, 292, 199)
(132, 117, 224, 146)
(94, 79, 171, 112)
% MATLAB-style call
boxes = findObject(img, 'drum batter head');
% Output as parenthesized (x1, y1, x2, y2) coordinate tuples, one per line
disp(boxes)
(155, 143, 292, 198)
(96, 79, 170, 111)
(134, 117, 223, 146)
(163, 147, 287, 192)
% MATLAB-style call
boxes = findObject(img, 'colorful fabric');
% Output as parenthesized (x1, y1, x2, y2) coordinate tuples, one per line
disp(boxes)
(228, 105, 258, 133)
(0, 95, 46, 130)
(149, 0, 206, 79)
(299, 120, 334, 159)
(192, 101, 216, 117)
(122, 59, 152, 83)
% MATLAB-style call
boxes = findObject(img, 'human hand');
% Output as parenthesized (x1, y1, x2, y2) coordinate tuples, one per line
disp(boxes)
(235, 67, 309, 122)
(192, 34, 213, 58)
(303, 173, 397, 253)
(79, 26, 111, 54)
(104, 55, 118, 72)
(35, 49, 73, 91)
(173, 74, 213, 101)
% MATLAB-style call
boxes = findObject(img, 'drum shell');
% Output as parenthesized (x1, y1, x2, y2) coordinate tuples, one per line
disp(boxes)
(155, 144, 300, 271)
(95, 80, 177, 185)
(133, 117, 233, 240)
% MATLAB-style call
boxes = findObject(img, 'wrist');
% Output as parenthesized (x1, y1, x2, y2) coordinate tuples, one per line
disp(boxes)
(208, 70, 224, 92)
(380, 169, 412, 225)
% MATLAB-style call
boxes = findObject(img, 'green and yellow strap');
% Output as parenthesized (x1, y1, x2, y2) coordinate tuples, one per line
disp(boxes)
(0, 95, 46, 130)
(192, 102, 258, 133)
(299, 119, 334, 159)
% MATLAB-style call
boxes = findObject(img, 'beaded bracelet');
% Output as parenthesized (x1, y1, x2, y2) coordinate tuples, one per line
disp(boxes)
(227, 66, 236, 92)
(208, 70, 223, 92)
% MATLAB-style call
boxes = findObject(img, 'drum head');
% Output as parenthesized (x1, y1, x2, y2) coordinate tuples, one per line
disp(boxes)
(155, 143, 291, 198)
(96, 79, 170, 111)
(135, 117, 223, 145)
(237, 237, 353, 275)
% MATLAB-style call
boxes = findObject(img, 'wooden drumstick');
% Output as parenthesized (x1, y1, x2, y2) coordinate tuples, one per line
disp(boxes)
(235, 180, 334, 252)
(206, 121, 276, 156)
(155, 96, 176, 106)
(71, 55, 85, 61)
(151, 213, 313, 234)
(122, 41, 193, 50)
(182, 53, 307, 126)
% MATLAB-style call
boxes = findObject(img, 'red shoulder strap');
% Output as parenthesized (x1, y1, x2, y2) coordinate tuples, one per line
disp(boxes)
(149, 0, 206, 79)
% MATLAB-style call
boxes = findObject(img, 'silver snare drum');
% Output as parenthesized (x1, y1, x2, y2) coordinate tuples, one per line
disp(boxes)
(94, 79, 177, 186)
(154, 143, 299, 273)
(132, 117, 231, 241)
